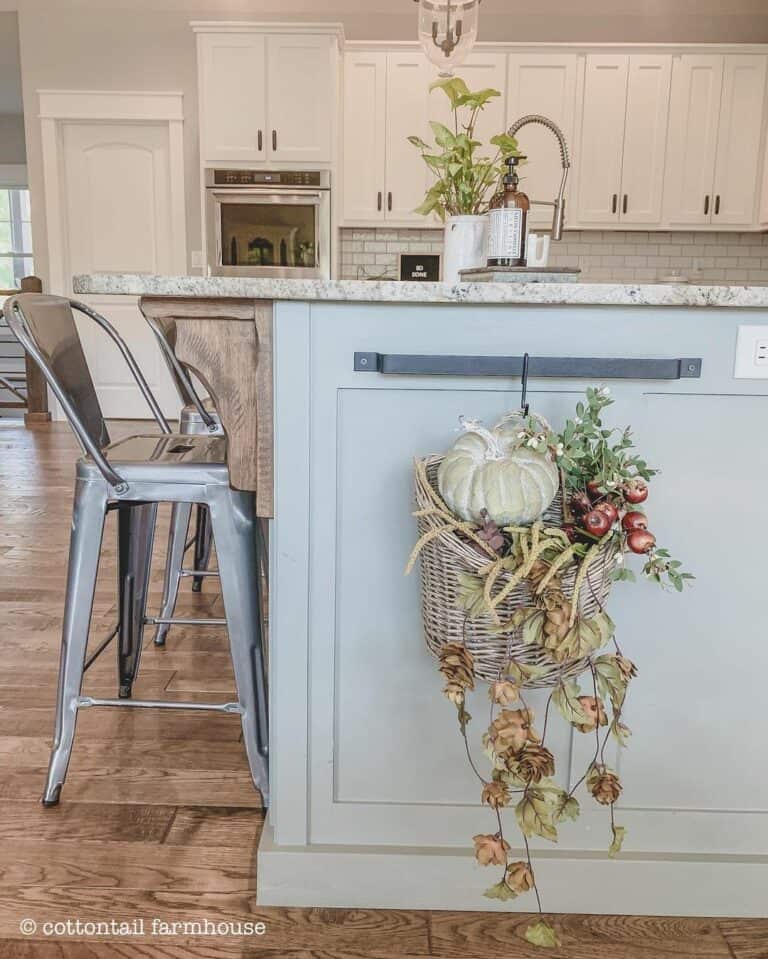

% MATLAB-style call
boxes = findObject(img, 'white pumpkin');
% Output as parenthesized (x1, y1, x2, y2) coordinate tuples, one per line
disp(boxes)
(438, 412, 559, 526)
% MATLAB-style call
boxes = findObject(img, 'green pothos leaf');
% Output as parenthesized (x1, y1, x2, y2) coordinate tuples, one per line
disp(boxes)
(552, 679, 590, 725)
(483, 879, 517, 901)
(609, 824, 626, 858)
(525, 920, 560, 948)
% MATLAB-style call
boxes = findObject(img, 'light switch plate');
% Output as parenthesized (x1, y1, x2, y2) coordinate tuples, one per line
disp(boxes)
(734, 325, 768, 378)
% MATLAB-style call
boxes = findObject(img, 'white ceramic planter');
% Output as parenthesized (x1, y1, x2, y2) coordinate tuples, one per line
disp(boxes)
(442, 214, 487, 284)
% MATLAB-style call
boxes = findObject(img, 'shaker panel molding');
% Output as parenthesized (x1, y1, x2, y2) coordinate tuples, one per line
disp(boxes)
(198, 32, 267, 164)
(429, 53, 507, 151)
(341, 52, 387, 223)
(506, 53, 579, 228)
(662, 55, 724, 225)
(384, 53, 432, 224)
(711, 55, 768, 225)
(574, 55, 629, 224)
(619, 55, 672, 225)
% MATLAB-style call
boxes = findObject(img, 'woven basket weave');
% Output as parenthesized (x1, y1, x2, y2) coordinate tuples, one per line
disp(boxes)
(415, 454, 618, 688)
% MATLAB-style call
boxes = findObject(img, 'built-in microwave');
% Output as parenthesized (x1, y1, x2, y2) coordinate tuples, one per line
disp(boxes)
(205, 169, 331, 279)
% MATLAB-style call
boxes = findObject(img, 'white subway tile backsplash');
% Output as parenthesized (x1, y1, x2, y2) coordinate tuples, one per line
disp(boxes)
(339, 227, 768, 284)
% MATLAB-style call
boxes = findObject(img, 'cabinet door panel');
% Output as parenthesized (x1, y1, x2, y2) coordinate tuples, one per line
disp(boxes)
(385, 53, 432, 223)
(712, 55, 768, 226)
(342, 52, 386, 224)
(430, 54, 507, 153)
(620, 56, 671, 225)
(575, 55, 628, 225)
(198, 33, 266, 164)
(266, 35, 335, 163)
(663, 55, 722, 225)
(506, 54, 579, 228)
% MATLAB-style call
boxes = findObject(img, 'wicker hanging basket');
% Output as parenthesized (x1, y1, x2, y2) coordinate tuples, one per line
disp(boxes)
(413, 454, 619, 688)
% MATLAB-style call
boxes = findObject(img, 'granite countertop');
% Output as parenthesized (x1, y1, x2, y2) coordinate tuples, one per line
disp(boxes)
(73, 273, 768, 308)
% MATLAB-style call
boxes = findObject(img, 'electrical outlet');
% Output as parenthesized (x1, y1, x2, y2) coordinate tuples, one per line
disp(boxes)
(734, 326, 768, 378)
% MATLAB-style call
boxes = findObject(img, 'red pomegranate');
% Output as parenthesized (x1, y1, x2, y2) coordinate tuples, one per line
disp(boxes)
(623, 480, 649, 505)
(622, 511, 648, 532)
(582, 509, 612, 537)
(595, 501, 619, 525)
(626, 529, 656, 554)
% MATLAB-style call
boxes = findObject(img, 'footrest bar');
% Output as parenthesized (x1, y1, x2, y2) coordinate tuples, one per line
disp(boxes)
(179, 568, 220, 578)
(145, 616, 227, 627)
(83, 623, 120, 672)
(76, 696, 243, 713)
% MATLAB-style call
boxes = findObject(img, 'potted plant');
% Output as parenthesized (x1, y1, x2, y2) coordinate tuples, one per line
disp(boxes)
(409, 77, 520, 283)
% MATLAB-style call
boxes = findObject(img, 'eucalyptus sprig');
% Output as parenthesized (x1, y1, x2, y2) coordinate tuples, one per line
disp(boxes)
(408, 76, 520, 221)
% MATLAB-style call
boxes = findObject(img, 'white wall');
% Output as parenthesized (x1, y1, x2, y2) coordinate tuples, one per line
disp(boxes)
(9, 0, 768, 289)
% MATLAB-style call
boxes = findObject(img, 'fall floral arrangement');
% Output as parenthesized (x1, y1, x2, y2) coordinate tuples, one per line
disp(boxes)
(407, 387, 691, 949)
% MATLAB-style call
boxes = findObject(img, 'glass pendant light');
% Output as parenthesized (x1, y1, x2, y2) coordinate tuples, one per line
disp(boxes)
(414, 0, 481, 76)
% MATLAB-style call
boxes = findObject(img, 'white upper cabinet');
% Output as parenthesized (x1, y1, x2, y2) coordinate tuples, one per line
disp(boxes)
(664, 54, 767, 226)
(506, 53, 579, 227)
(711, 55, 768, 224)
(385, 53, 432, 223)
(619, 56, 672, 224)
(342, 53, 387, 222)
(266, 35, 336, 163)
(196, 27, 338, 165)
(429, 53, 507, 149)
(664, 56, 725, 225)
(198, 33, 267, 164)
(575, 55, 629, 224)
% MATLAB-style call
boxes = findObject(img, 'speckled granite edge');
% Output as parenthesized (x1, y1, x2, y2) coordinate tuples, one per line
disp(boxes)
(72, 273, 768, 309)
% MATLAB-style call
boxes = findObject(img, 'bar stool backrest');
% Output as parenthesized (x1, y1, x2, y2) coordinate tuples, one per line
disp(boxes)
(4, 293, 171, 488)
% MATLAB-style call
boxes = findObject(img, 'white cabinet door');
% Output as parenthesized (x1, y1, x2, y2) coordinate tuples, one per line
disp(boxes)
(385, 53, 431, 223)
(575, 55, 628, 225)
(760, 144, 768, 226)
(663, 55, 723, 225)
(342, 52, 387, 223)
(619, 56, 672, 225)
(711, 55, 768, 225)
(266, 34, 335, 163)
(506, 53, 579, 227)
(198, 33, 266, 164)
(429, 54, 507, 150)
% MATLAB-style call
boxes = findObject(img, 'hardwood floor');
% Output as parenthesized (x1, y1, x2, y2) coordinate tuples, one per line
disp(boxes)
(0, 419, 765, 959)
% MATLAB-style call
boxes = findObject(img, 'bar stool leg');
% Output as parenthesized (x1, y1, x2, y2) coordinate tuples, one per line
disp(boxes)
(154, 502, 192, 647)
(192, 505, 213, 593)
(208, 487, 269, 806)
(42, 478, 108, 807)
(117, 502, 157, 697)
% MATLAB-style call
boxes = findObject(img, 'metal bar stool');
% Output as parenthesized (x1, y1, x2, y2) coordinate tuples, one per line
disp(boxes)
(4, 293, 269, 807)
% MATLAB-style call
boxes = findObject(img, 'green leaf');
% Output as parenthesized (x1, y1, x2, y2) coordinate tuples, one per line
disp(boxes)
(556, 794, 580, 823)
(609, 824, 626, 858)
(483, 879, 517, 901)
(515, 791, 558, 843)
(407, 134, 430, 150)
(455, 572, 487, 619)
(429, 75, 471, 107)
(521, 610, 546, 646)
(525, 920, 560, 948)
(611, 718, 632, 747)
(593, 654, 628, 712)
(552, 679, 590, 725)
(506, 660, 553, 683)
(490, 132, 520, 157)
(429, 120, 457, 150)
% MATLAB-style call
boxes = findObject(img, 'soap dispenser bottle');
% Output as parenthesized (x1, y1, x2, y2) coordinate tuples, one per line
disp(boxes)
(487, 155, 529, 268)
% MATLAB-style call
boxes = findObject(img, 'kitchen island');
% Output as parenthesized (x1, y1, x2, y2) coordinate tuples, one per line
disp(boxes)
(74, 274, 768, 916)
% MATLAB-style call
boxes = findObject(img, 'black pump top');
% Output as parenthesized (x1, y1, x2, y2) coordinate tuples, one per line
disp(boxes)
(503, 154, 526, 186)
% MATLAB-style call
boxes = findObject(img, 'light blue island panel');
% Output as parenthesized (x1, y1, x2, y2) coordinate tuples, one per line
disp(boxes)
(263, 299, 768, 914)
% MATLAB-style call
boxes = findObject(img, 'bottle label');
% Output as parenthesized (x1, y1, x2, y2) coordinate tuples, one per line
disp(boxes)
(488, 208, 523, 260)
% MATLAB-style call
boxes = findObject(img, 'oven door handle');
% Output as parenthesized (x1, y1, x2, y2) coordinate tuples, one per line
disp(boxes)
(209, 189, 324, 205)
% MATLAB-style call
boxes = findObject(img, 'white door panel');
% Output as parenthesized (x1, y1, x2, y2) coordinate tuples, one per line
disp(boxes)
(385, 53, 432, 223)
(342, 52, 387, 223)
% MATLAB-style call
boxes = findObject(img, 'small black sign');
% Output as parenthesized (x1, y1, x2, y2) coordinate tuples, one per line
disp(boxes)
(400, 254, 440, 282)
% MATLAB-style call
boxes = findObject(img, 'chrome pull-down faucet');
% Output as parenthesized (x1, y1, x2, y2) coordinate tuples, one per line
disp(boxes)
(506, 114, 570, 241)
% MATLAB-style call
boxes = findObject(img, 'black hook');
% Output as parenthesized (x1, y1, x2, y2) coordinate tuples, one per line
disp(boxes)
(520, 352, 530, 417)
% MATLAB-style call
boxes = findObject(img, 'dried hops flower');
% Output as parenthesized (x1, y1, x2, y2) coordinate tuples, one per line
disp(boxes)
(508, 743, 555, 784)
(616, 655, 638, 681)
(481, 780, 510, 809)
(488, 708, 540, 755)
(472, 833, 510, 866)
(438, 642, 475, 704)
(505, 861, 535, 895)
(575, 696, 608, 733)
(588, 767, 622, 805)
(541, 590, 573, 649)
(488, 679, 519, 706)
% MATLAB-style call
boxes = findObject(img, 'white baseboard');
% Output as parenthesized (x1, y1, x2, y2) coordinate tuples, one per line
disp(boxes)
(257, 819, 768, 916)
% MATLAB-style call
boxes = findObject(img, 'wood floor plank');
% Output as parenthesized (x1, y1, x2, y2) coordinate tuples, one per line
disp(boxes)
(163, 806, 264, 849)
(0, 944, 432, 959)
(428, 912, 734, 959)
(0, 802, 174, 843)
(718, 919, 768, 959)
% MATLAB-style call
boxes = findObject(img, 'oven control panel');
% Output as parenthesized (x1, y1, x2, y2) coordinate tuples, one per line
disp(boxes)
(209, 169, 328, 187)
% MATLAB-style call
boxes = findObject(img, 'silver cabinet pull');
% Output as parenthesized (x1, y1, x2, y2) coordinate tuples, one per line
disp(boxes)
(611, 194, 618, 214)
(714, 194, 721, 215)
(272, 130, 277, 151)
(257, 130, 263, 152)
(387, 192, 393, 212)
(377, 191, 382, 212)
(622, 194, 628, 215)
(704, 195, 710, 215)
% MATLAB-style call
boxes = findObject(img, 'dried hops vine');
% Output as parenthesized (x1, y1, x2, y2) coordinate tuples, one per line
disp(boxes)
(411, 387, 692, 948)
